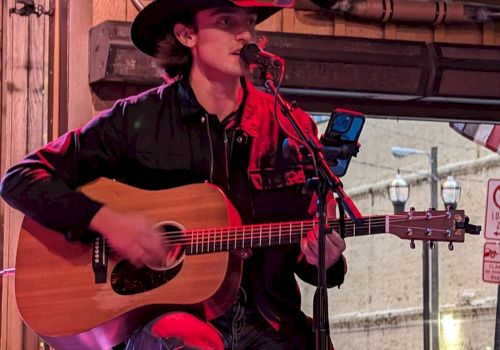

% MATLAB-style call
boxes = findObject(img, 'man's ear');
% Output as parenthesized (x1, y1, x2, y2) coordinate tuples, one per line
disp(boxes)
(173, 23, 196, 48)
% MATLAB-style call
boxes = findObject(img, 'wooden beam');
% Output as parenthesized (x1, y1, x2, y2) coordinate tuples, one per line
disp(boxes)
(0, 0, 4, 344)
(66, 0, 93, 130)
(1, 1, 30, 348)
(49, 0, 60, 141)
(2, 1, 53, 348)
(483, 22, 495, 46)
(93, 0, 127, 26)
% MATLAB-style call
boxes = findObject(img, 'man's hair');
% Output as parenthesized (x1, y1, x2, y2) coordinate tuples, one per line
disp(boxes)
(154, 15, 197, 80)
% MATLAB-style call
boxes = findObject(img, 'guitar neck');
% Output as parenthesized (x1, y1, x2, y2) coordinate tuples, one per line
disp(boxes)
(184, 215, 388, 255)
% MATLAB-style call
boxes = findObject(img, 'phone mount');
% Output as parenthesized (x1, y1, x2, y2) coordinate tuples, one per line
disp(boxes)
(320, 109, 365, 177)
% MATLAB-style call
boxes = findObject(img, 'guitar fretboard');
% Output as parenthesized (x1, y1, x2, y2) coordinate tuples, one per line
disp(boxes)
(182, 215, 388, 255)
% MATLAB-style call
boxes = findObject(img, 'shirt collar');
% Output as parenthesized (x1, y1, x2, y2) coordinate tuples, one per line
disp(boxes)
(176, 78, 204, 120)
(175, 76, 261, 138)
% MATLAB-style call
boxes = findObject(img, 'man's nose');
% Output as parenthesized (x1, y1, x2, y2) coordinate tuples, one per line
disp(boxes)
(235, 26, 254, 42)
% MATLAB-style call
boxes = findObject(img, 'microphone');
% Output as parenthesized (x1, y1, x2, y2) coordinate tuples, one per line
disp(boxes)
(239, 43, 285, 68)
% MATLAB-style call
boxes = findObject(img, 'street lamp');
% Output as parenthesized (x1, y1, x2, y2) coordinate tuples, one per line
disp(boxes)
(390, 146, 439, 350)
(441, 175, 461, 209)
(388, 173, 409, 213)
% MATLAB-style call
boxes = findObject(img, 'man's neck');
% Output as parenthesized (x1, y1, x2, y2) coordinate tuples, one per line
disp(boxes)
(189, 68, 244, 122)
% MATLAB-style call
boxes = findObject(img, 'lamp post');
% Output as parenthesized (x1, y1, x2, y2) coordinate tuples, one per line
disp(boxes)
(441, 176, 461, 210)
(388, 173, 409, 214)
(390, 146, 439, 350)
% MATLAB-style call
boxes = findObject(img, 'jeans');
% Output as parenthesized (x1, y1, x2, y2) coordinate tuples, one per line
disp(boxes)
(125, 289, 308, 350)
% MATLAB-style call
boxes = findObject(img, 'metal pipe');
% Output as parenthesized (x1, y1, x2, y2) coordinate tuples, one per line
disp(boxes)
(301, 0, 500, 23)
(130, 0, 145, 11)
(350, 0, 472, 24)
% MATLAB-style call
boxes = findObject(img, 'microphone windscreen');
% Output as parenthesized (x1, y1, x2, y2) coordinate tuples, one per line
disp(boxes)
(240, 44, 261, 65)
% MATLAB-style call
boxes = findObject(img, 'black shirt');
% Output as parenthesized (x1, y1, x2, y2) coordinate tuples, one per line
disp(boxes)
(0, 78, 345, 338)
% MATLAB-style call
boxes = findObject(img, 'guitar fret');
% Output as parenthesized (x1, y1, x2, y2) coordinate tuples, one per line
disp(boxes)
(250, 225, 254, 248)
(202, 229, 206, 253)
(296, 222, 301, 243)
(197, 229, 200, 254)
(184, 215, 393, 254)
(190, 230, 194, 255)
(234, 227, 237, 250)
(212, 229, 217, 252)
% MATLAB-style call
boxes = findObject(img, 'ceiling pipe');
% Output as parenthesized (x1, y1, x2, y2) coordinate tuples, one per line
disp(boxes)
(303, 0, 500, 23)
(130, 0, 145, 11)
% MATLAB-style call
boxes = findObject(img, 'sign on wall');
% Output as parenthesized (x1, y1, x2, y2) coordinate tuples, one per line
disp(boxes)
(484, 179, 500, 240)
(483, 179, 500, 283)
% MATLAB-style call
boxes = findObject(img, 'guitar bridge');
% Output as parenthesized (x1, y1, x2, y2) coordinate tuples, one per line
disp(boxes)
(92, 235, 108, 283)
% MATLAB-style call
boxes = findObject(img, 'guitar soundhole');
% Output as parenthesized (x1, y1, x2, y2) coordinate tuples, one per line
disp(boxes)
(110, 260, 183, 295)
(110, 222, 185, 295)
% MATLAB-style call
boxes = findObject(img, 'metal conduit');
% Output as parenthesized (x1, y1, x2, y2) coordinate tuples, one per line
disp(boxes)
(301, 0, 500, 23)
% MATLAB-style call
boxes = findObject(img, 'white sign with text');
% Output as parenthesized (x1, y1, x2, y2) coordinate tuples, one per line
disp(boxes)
(483, 242, 500, 283)
(485, 179, 500, 240)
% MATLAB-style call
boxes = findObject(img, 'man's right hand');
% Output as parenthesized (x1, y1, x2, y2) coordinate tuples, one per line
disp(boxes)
(89, 206, 180, 269)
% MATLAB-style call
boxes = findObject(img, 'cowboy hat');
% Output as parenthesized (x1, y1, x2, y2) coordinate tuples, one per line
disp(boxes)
(131, 0, 294, 57)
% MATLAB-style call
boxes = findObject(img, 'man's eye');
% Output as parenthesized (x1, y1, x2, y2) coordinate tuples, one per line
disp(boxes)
(248, 18, 257, 26)
(218, 17, 231, 25)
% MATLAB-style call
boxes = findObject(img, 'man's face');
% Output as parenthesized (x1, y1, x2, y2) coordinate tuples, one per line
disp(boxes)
(190, 6, 258, 79)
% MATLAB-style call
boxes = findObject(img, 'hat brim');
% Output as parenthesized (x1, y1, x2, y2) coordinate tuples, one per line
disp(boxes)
(131, 0, 292, 57)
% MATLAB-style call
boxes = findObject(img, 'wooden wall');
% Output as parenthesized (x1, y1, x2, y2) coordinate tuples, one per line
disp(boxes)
(1, 1, 52, 349)
(91, 0, 500, 45)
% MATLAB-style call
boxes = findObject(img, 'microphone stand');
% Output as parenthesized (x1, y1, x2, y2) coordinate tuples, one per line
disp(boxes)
(263, 75, 363, 350)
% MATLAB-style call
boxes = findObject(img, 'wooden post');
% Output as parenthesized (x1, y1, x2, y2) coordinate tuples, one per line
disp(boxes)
(1, 0, 51, 348)
(1, 1, 31, 348)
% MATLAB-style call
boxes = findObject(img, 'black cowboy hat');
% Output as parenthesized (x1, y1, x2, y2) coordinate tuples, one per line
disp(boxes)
(131, 0, 294, 57)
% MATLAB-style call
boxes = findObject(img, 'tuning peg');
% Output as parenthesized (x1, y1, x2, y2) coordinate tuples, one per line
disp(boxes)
(410, 240, 416, 249)
(448, 242, 454, 251)
(445, 205, 454, 219)
(426, 208, 434, 219)
(407, 207, 416, 219)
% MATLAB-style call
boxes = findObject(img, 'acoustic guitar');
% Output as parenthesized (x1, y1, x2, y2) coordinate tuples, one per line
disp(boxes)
(14, 178, 478, 349)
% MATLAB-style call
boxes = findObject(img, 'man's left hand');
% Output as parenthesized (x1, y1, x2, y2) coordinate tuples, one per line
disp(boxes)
(300, 228, 346, 269)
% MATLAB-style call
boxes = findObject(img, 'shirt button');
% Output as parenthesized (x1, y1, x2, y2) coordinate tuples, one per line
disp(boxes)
(200, 116, 206, 123)
(236, 136, 243, 143)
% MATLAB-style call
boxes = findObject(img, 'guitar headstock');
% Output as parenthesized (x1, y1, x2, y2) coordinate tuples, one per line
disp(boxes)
(388, 208, 480, 250)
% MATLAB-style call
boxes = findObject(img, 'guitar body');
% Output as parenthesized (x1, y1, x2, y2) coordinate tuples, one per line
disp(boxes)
(15, 178, 243, 350)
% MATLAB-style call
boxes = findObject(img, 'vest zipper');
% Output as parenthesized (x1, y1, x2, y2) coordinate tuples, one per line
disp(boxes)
(224, 129, 230, 191)
(205, 113, 214, 183)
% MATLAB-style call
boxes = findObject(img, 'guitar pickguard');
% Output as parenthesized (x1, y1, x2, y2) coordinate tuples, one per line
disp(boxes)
(110, 260, 183, 295)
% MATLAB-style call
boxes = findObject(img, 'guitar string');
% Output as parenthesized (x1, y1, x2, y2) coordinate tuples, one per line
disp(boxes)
(99, 215, 456, 254)
(159, 214, 451, 241)
(157, 217, 454, 248)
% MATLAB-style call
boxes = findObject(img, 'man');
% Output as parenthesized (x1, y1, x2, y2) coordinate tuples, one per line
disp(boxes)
(0, 0, 347, 349)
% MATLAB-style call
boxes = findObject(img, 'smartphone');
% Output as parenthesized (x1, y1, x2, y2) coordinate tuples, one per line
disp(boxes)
(321, 108, 365, 177)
